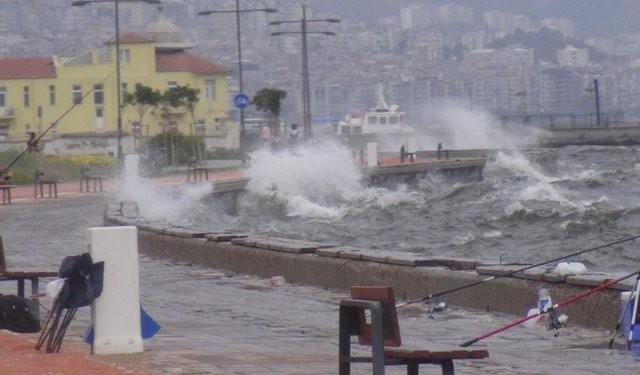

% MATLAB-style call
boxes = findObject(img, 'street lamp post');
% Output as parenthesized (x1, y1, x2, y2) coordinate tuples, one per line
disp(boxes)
(72, 0, 161, 169)
(586, 78, 602, 127)
(198, 2, 277, 153)
(270, 6, 339, 140)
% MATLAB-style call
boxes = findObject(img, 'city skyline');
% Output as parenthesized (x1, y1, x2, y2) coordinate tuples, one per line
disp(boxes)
(2, 1, 640, 127)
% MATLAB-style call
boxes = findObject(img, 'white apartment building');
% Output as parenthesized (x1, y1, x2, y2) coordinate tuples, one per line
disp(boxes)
(557, 45, 590, 67)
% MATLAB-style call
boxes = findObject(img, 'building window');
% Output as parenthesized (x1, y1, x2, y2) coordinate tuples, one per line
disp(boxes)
(121, 82, 128, 105)
(72, 85, 82, 105)
(94, 84, 104, 105)
(205, 80, 216, 101)
(23, 86, 30, 107)
(167, 81, 177, 89)
(49, 85, 56, 106)
(0, 87, 5, 107)
(120, 49, 131, 63)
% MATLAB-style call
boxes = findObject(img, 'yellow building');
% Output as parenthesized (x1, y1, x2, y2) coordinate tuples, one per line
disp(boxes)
(0, 15, 233, 153)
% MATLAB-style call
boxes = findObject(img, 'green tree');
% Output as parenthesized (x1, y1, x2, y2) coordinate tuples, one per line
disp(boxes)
(252, 88, 287, 138)
(123, 83, 162, 130)
(252, 88, 287, 116)
(160, 85, 202, 163)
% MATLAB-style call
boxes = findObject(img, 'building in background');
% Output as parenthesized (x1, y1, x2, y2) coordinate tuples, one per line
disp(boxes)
(0, 13, 233, 154)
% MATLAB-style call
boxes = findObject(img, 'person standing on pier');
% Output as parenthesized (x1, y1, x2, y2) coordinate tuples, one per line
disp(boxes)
(288, 123, 300, 147)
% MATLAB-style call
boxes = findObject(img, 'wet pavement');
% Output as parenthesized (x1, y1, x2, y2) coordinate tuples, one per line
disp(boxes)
(2, 191, 640, 374)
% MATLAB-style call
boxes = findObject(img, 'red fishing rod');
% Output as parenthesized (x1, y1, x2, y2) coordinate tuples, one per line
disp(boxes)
(460, 269, 640, 347)
(2, 72, 114, 171)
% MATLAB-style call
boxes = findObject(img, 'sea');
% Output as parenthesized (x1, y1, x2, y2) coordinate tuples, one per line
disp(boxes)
(109, 104, 639, 275)
(120, 140, 640, 275)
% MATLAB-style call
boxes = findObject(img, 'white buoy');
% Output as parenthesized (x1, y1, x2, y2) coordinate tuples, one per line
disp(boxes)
(366, 142, 378, 167)
(87, 226, 143, 355)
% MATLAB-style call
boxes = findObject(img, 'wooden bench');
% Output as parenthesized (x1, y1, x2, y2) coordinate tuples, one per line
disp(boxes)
(34, 169, 58, 198)
(339, 286, 489, 375)
(0, 184, 15, 204)
(79, 165, 105, 192)
(0, 236, 59, 316)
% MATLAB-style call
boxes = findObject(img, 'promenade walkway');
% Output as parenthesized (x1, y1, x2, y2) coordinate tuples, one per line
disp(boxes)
(3, 169, 245, 202)
(1, 171, 640, 374)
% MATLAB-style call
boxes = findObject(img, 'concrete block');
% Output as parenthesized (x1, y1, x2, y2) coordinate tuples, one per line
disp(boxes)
(162, 227, 208, 238)
(515, 267, 546, 281)
(541, 271, 566, 283)
(361, 249, 397, 263)
(205, 233, 250, 242)
(315, 247, 342, 257)
(414, 257, 481, 270)
(338, 248, 366, 260)
(476, 265, 531, 276)
(386, 253, 433, 267)
(88, 226, 143, 355)
(565, 272, 607, 287)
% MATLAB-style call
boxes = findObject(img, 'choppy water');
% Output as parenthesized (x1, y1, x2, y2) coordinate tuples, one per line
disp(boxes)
(123, 142, 640, 274)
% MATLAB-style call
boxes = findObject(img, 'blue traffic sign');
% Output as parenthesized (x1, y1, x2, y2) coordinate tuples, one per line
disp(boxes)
(233, 93, 250, 109)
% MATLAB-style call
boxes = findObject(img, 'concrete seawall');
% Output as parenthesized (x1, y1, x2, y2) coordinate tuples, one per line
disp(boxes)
(106, 206, 634, 331)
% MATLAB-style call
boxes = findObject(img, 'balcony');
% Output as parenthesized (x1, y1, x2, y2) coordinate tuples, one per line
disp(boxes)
(0, 106, 15, 119)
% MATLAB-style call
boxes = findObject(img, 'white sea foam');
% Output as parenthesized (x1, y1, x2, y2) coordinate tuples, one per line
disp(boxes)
(411, 100, 532, 150)
(244, 140, 419, 219)
(483, 230, 503, 238)
(492, 151, 557, 183)
(117, 154, 214, 222)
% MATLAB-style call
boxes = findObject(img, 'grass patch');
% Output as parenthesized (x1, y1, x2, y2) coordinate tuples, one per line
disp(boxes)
(0, 151, 116, 185)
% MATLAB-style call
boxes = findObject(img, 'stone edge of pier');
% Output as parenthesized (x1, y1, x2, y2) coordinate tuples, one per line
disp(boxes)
(105, 208, 634, 330)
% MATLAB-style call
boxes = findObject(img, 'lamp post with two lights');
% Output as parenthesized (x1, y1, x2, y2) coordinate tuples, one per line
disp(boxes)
(270, 6, 339, 140)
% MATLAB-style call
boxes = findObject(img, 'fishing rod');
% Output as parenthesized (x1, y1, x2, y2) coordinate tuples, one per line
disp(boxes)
(460, 269, 640, 347)
(398, 234, 640, 308)
(3, 72, 115, 171)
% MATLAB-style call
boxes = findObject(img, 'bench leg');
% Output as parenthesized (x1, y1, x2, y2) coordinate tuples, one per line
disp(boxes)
(338, 305, 352, 375)
(407, 362, 419, 375)
(17, 279, 25, 297)
(31, 277, 40, 317)
(441, 360, 454, 375)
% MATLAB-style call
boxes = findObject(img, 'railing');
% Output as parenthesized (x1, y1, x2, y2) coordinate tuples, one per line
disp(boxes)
(500, 112, 625, 129)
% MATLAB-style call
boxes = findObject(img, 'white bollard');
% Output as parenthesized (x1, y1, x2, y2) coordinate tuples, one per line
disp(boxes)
(87, 226, 143, 355)
(366, 142, 378, 167)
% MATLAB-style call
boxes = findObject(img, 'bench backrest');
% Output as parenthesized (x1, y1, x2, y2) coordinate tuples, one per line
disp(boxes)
(350, 286, 402, 347)
(0, 235, 6, 271)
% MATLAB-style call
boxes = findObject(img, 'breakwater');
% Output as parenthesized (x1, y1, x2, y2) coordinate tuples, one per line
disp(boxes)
(105, 203, 633, 331)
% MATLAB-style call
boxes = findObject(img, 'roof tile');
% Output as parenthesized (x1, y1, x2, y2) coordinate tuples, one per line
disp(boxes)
(0, 57, 56, 79)
(156, 50, 228, 74)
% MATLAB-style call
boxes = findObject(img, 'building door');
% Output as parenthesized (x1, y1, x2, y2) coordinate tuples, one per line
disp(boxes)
(95, 108, 104, 131)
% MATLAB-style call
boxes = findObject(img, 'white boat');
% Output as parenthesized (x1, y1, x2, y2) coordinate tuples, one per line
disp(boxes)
(336, 84, 414, 137)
